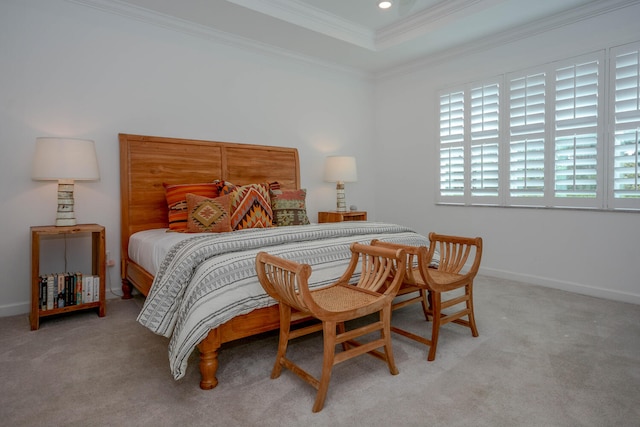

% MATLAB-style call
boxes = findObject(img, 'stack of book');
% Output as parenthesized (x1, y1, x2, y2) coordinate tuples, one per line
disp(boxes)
(38, 272, 100, 310)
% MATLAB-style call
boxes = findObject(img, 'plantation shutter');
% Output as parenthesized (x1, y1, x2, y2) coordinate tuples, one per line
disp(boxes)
(611, 44, 640, 208)
(509, 72, 546, 200)
(437, 48, 635, 211)
(470, 83, 500, 198)
(554, 60, 600, 203)
(439, 91, 465, 198)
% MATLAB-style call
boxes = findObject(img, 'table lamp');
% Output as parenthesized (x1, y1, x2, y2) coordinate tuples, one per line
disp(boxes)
(324, 156, 357, 212)
(31, 137, 100, 226)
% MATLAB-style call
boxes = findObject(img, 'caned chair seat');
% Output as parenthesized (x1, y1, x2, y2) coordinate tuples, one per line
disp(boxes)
(311, 285, 380, 313)
(427, 270, 466, 287)
(372, 232, 483, 361)
(255, 242, 406, 413)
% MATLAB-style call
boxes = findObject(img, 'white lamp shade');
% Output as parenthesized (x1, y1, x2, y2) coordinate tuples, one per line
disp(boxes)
(323, 156, 357, 183)
(32, 137, 100, 181)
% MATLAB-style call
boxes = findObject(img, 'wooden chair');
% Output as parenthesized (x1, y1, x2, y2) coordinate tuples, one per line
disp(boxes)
(255, 242, 406, 413)
(372, 232, 483, 361)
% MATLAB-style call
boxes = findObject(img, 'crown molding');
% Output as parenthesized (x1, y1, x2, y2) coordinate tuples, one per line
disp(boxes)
(65, 0, 640, 79)
(66, 0, 370, 78)
(376, 0, 640, 79)
(376, 0, 485, 50)
(227, 0, 376, 50)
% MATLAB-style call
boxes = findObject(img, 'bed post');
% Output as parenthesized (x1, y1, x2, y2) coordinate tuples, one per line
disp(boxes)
(122, 280, 133, 299)
(121, 258, 133, 299)
(198, 328, 222, 389)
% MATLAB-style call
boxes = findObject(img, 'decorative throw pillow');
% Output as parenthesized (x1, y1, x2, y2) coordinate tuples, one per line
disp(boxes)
(268, 181, 281, 191)
(164, 182, 219, 232)
(213, 179, 237, 196)
(186, 193, 232, 233)
(228, 183, 273, 230)
(270, 188, 310, 226)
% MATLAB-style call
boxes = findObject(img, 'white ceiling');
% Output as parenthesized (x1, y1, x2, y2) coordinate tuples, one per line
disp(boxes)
(89, 0, 620, 74)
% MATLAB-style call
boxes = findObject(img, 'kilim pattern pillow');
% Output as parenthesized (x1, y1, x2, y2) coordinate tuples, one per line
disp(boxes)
(164, 182, 219, 232)
(216, 180, 280, 195)
(269, 188, 310, 226)
(268, 181, 281, 191)
(229, 183, 273, 230)
(186, 193, 232, 233)
(213, 179, 237, 196)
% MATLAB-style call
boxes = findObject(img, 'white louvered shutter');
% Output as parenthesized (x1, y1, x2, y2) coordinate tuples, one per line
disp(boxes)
(610, 43, 640, 209)
(553, 58, 602, 206)
(439, 91, 465, 199)
(470, 82, 500, 199)
(509, 72, 546, 201)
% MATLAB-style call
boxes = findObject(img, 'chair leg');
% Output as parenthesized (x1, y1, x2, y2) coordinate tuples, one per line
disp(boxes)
(337, 322, 348, 351)
(422, 289, 435, 321)
(381, 305, 399, 375)
(427, 292, 441, 362)
(313, 321, 337, 413)
(467, 284, 479, 337)
(272, 305, 292, 379)
(419, 289, 430, 321)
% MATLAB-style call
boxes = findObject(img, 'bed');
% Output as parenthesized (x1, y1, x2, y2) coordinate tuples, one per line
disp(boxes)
(120, 133, 430, 389)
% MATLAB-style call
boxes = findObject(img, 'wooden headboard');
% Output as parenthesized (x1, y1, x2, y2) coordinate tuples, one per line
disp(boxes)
(119, 133, 301, 291)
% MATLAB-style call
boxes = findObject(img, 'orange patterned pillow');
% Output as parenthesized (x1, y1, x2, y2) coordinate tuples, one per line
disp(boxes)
(228, 183, 273, 230)
(213, 179, 237, 196)
(164, 183, 219, 232)
(186, 193, 232, 233)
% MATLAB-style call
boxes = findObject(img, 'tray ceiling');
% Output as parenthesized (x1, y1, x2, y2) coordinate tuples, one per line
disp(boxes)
(79, 0, 630, 74)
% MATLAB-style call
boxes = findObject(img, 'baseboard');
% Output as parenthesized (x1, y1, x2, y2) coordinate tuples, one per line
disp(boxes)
(480, 267, 640, 305)
(0, 302, 30, 318)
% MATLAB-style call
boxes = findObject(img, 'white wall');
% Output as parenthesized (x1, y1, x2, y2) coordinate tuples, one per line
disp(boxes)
(1, 0, 638, 317)
(0, 0, 376, 315)
(374, 3, 640, 304)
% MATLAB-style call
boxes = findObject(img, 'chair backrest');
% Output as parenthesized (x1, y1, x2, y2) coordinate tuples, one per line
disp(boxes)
(347, 242, 407, 295)
(371, 234, 482, 291)
(425, 232, 483, 278)
(255, 252, 313, 313)
(370, 239, 425, 286)
(255, 242, 406, 316)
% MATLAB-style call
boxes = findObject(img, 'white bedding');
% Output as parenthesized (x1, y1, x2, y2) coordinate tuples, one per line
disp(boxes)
(134, 223, 431, 379)
(128, 229, 193, 275)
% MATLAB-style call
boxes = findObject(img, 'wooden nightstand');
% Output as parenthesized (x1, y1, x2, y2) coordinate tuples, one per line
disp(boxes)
(30, 224, 106, 330)
(318, 211, 367, 223)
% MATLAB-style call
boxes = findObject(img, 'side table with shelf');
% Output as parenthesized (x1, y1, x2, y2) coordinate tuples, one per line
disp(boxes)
(30, 224, 106, 330)
(318, 211, 367, 223)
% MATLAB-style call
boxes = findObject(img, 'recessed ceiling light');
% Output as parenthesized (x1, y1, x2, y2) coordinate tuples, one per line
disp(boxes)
(378, 1, 392, 10)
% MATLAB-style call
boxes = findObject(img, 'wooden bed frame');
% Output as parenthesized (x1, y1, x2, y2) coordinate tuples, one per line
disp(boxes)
(119, 133, 302, 389)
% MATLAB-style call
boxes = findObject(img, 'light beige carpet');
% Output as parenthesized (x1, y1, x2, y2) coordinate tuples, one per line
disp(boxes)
(1, 275, 639, 426)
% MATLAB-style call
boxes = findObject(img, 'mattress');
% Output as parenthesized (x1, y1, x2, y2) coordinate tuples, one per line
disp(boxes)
(128, 228, 194, 276)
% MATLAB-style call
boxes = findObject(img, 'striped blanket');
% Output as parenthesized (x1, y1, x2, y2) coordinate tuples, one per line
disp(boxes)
(137, 222, 430, 379)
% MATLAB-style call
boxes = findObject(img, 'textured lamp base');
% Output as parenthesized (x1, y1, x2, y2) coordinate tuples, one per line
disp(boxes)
(56, 179, 77, 227)
(335, 181, 346, 212)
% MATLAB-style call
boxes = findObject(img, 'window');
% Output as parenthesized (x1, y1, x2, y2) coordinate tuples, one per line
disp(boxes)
(552, 57, 603, 207)
(610, 42, 640, 210)
(438, 80, 500, 204)
(470, 82, 500, 199)
(437, 42, 640, 211)
(509, 71, 546, 201)
(439, 91, 465, 199)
